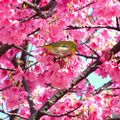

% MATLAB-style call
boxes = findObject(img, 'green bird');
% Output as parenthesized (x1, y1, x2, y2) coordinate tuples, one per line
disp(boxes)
(42, 41, 78, 57)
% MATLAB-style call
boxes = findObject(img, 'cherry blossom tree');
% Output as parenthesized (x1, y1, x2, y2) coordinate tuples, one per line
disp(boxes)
(0, 0, 120, 120)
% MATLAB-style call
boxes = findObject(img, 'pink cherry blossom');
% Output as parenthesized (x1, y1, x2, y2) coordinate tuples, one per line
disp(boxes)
(0, 0, 120, 120)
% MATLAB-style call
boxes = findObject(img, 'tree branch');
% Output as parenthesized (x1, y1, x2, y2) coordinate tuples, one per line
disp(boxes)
(32, 0, 41, 5)
(19, 42, 36, 115)
(21, 0, 57, 22)
(40, 0, 57, 11)
(22, 77, 36, 114)
(116, 17, 120, 29)
(0, 44, 12, 57)
(19, 41, 28, 69)
(110, 42, 120, 54)
(30, 42, 120, 120)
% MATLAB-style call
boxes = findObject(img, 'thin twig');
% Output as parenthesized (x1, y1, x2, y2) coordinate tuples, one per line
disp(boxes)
(0, 84, 13, 91)
(76, 53, 97, 59)
(20, 13, 37, 23)
(66, 25, 120, 31)
(27, 28, 40, 36)
(24, 62, 38, 70)
(75, 1, 95, 11)
(45, 83, 61, 91)
(101, 87, 120, 91)
(13, 45, 34, 57)
(43, 104, 82, 117)
(67, 111, 83, 117)
(0, 67, 15, 71)
(83, 43, 100, 58)
(93, 81, 113, 95)
(0, 109, 28, 120)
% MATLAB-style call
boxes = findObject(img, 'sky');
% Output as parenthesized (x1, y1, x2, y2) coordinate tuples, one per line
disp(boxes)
(88, 72, 111, 89)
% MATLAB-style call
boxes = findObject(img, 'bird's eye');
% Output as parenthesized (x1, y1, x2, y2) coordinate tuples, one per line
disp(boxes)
(61, 44, 69, 47)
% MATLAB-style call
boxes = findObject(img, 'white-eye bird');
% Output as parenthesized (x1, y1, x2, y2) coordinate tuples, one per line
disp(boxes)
(42, 41, 78, 57)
